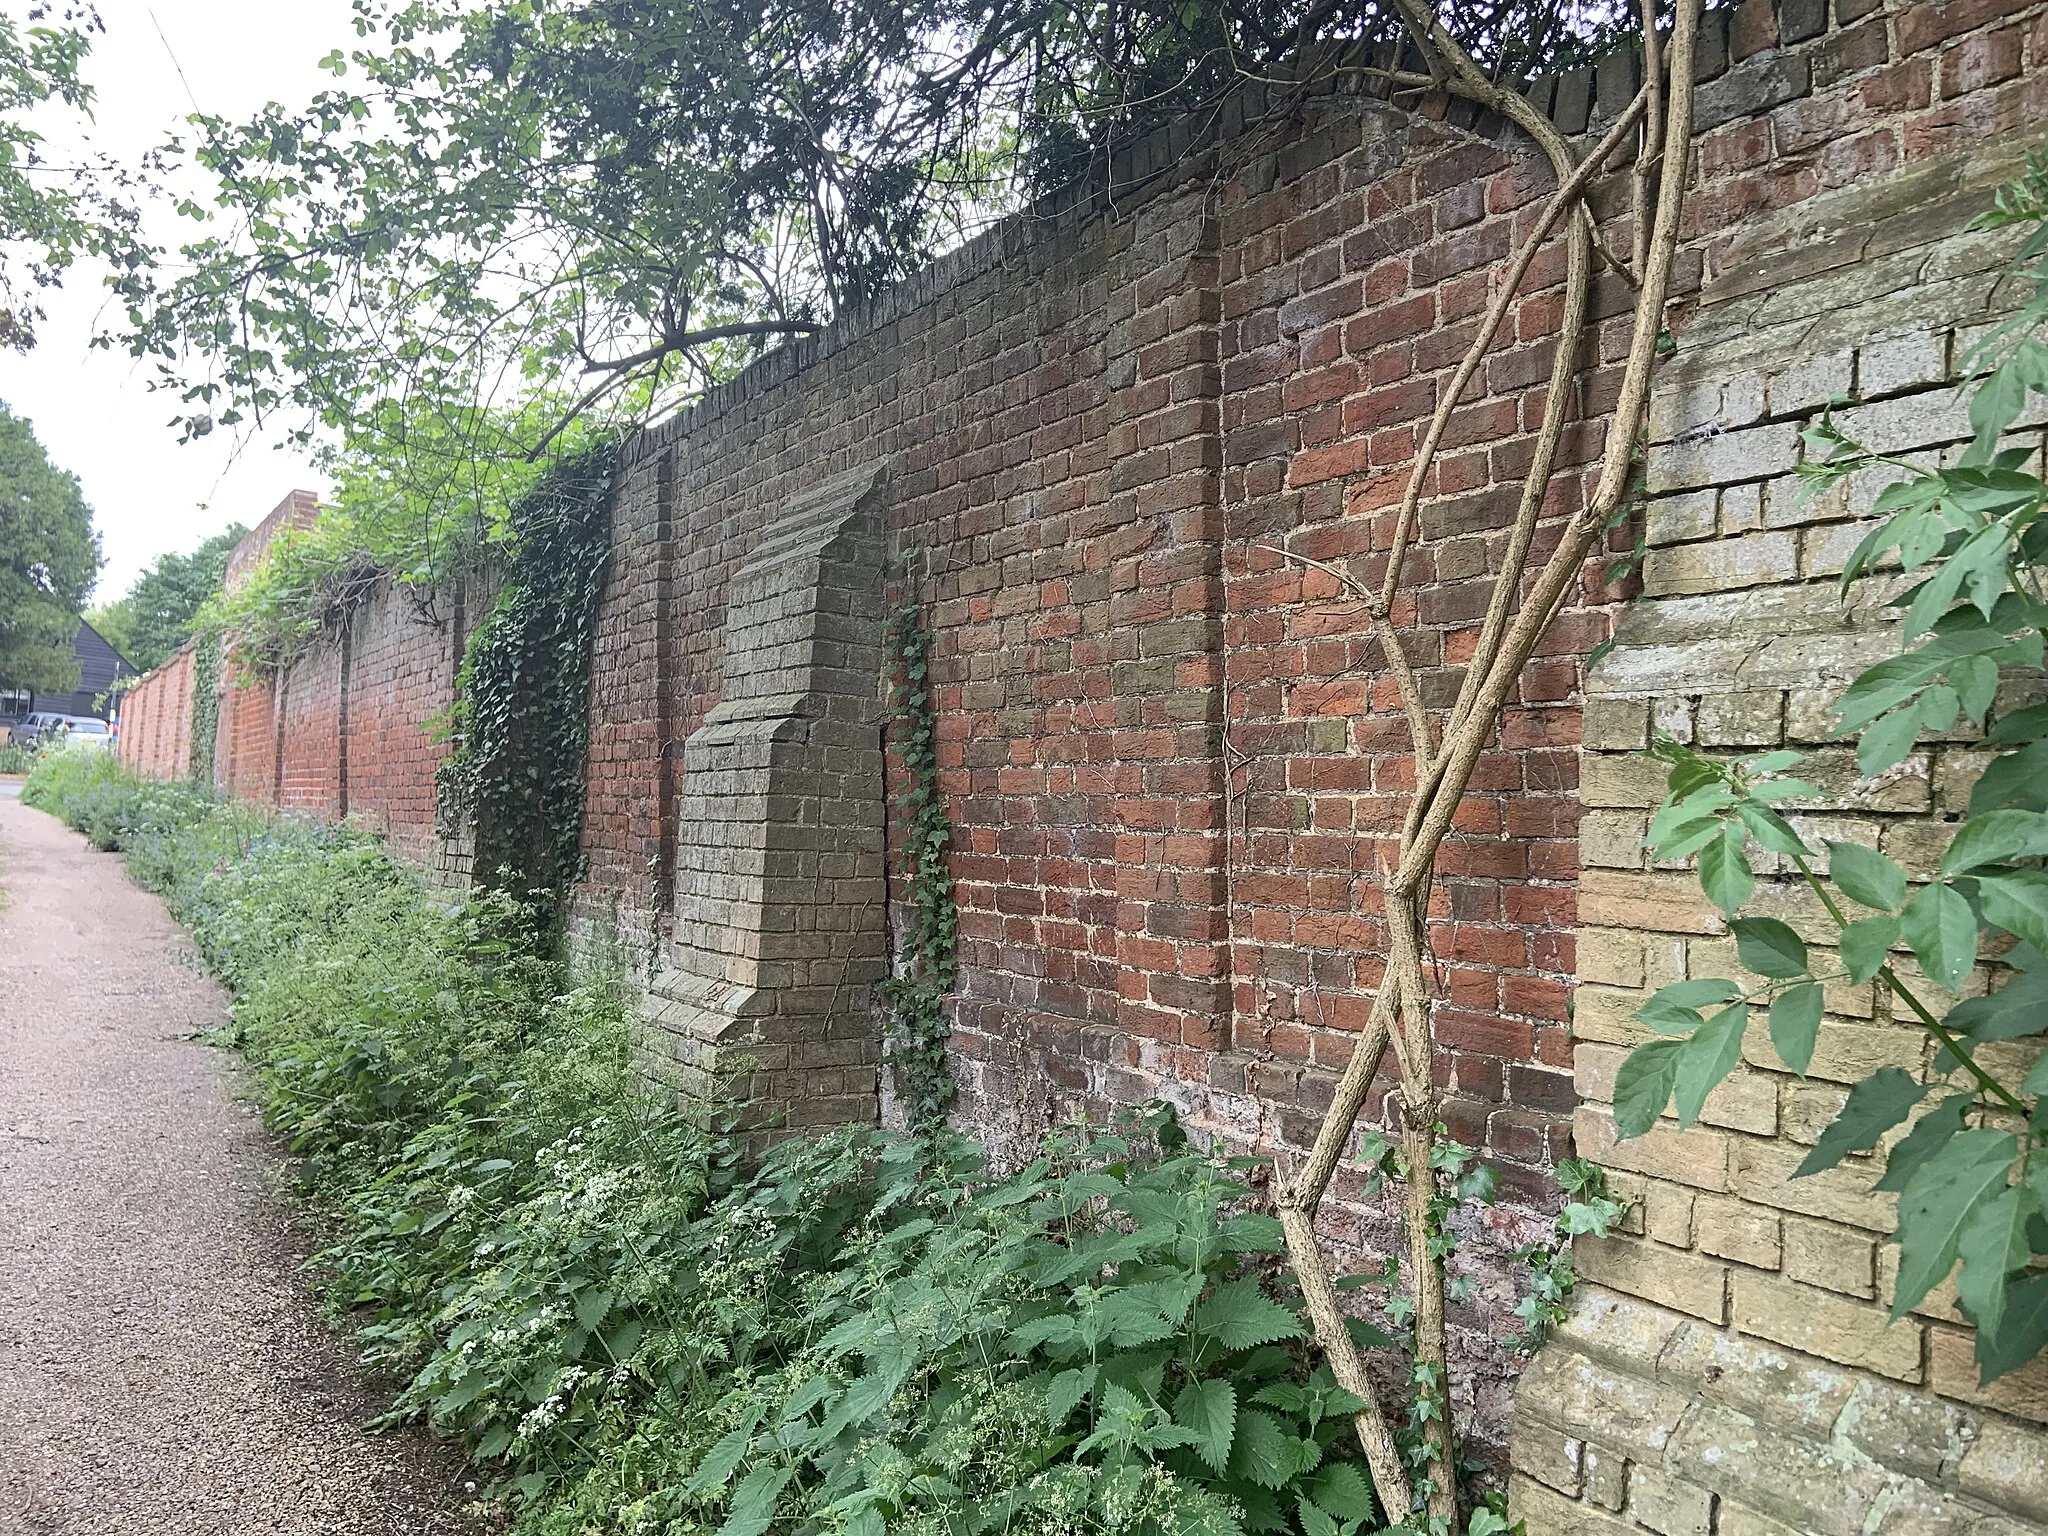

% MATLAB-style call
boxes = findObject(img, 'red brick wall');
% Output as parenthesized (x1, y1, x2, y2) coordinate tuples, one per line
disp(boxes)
(103, 0, 2048, 1462)
(570, 0, 2048, 1455)
(117, 647, 193, 780)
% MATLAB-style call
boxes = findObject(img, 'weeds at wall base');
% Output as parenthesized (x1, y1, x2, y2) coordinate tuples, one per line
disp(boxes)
(26, 754, 1563, 1536)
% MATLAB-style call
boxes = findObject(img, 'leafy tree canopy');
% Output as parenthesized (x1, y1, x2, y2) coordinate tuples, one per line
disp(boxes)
(90, 520, 250, 672)
(0, 398, 98, 692)
(0, 3, 146, 350)
(121, 0, 1628, 475)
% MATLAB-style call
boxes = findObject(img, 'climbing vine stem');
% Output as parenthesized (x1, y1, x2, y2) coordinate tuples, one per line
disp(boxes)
(879, 565, 959, 1130)
(437, 442, 617, 936)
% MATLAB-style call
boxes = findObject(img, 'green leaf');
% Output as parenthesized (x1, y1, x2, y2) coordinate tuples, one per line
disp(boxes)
(1230, 1408, 1296, 1490)
(1941, 810, 2048, 875)
(574, 1288, 613, 1331)
(1892, 1130, 2016, 1321)
(1967, 355, 2030, 463)
(1697, 822, 1755, 915)
(1794, 1067, 1926, 1176)
(718, 1464, 794, 1536)
(1840, 915, 1900, 984)
(1674, 1005, 1747, 1128)
(1172, 1379, 1237, 1473)
(1612, 1039, 1684, 1138)
(1046, 1365, 1098, 1427)
(1308, 1462, 1378, 1523)
(1953, 652, 1999, 724)
(1737, 800, 1809, 857)
(1956, 1184, 2036, 1337)
(1645, 977, 1744, 1010)
(1733, 917, 1808, 979)
(1857, 707, 1924, 777)
(685, 1425, 757, 1498)
(1901, 882, 1978, 994)
(1978, 870, 2048, 955)
(1977, 1274, 2048, 1384)
(1827, 841, 1907, 913)
(1192, 1279, 1305, 1350)
(1875, 1092, 1973, 1193)
(1768, 984, 1823, 1076)
(1946, 963, 2048, 1044)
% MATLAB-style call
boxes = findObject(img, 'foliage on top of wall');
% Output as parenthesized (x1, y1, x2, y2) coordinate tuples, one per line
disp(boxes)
(879, 578, 959, 1130)
(199, 396, 606, 674)
(437, 441, 616, 926)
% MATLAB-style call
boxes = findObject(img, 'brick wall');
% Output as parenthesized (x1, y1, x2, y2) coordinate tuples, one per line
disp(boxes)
(1512, 130, 2048, 1532)
(116, 646, 193, 780)
(104, 0, 2048, 1511)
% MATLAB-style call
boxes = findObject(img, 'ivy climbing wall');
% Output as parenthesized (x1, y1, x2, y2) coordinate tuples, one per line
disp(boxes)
(108, 0, 2048, 1505)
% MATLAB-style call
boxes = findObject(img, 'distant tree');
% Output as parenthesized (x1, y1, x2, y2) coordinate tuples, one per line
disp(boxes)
(91, 522, 249, 671)
(0, 401, 97, 692)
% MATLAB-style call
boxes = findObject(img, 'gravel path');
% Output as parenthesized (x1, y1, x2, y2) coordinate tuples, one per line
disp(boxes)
(0, 794, 471, 1535)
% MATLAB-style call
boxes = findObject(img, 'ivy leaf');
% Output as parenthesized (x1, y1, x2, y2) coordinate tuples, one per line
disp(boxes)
(1612, 1039, 1684, 1138)
(1732, 917, 1808, 979)
(1941, 810, 2048, 875)
(1956, 1184, 2036, 1338)
(1977, 870, 2048, 955)
(1874, 1092, 1973, 1194)
(1826, 841, 1907, 913)
(1171, 1378, 1236, 1473)
(1892, 1130, 2016, 1321)
(1191, 1279, 1305, 1350)
(1794, 1067, 1926, 1176)
(1840, 916, 1900, 984)
(1697, 822, 1755, 915)
(1900, 882, 1978, 994)
(1674, 1005, 1747, 1128)
(1768, 984, 1823, 1076)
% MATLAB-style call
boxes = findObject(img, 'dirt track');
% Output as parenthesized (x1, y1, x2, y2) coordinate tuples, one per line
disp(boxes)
(0, 793, 468, 1535)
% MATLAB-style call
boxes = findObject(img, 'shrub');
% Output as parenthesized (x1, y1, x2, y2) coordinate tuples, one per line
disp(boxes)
(32, 760, 1405, 1536)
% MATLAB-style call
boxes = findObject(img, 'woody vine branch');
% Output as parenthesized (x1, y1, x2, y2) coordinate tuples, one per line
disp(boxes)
(1264, 2, 1702, 1528)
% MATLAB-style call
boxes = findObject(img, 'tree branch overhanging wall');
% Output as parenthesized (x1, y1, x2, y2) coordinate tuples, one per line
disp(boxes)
(1265, 2, 1702, 1527)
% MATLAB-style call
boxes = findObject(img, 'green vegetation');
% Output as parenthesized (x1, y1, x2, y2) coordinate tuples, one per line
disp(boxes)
(879, 576, 959, 1129)
(436, 443, 615, 916)
(0, 401, 98, 694)
(1615, 153, 2048, 1380)
(89, 523, 247, 673)
(20, 753, 1471, 1536)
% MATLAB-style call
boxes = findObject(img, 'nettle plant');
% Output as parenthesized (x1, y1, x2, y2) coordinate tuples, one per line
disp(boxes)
(1615, 163, 2048, 1381)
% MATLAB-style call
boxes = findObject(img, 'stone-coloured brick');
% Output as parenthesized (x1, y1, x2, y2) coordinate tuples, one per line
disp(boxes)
(1732, 1272, 1924, 1383)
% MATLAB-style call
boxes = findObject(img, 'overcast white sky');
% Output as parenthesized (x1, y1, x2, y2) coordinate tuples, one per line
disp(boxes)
(0, 0, 361, 600)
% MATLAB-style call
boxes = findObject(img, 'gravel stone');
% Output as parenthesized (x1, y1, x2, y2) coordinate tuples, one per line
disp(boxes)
(0, 794, 470, 1534)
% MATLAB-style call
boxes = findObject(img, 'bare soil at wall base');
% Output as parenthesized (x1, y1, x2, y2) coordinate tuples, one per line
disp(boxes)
(0, 795, 470, 1535)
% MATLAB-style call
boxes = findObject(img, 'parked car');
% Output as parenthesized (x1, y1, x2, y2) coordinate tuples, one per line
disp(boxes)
(15, 713, 112, 749)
